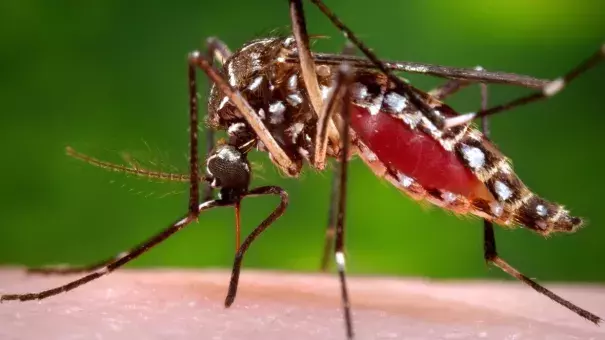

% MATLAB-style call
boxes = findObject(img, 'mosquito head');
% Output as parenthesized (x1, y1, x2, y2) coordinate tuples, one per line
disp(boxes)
(206, 144, 251, 202)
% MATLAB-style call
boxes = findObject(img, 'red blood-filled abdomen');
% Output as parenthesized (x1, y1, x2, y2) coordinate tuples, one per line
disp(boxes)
(350, 104, 488, 200)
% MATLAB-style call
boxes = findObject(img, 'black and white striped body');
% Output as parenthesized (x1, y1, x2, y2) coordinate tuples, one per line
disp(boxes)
(207, 36, 582, 235)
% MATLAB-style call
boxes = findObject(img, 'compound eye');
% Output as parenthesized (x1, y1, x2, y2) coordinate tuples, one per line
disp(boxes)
(206, 145, 251, 191)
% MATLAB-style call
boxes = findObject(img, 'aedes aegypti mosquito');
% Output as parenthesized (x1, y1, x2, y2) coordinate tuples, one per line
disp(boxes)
(2, 0, 603, 338)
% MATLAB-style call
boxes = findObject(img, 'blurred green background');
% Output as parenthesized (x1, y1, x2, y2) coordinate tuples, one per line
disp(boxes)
(0, 0, 603, 283)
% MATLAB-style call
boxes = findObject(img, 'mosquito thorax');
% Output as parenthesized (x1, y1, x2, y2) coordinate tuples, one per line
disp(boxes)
(206, 144, 251, 201)
(207, 36, 338, 174)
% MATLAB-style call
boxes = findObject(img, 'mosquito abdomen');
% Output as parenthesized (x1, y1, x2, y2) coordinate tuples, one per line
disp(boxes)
(348, 75, 583, 234)
(350, 103, 491, 201)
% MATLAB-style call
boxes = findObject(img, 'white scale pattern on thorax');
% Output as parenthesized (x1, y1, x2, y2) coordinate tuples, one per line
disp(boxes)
(216, 37, 324, 167)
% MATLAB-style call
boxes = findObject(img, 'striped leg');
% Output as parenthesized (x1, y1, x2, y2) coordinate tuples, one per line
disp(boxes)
(27, 38, 234, 276)
(428, 66, 488, 101)
(445, 45, 605, 127)
(315, 63, 357, 338)
(223, 186, 289, 307)
(1, 185, 288, 304)
(331, 65, 355, 339)
(319, 43, 357, 272)
(477, 84, 602, 325)
(303, 53, 550, 89)
(203, 37, 232, 201)
(0, 200, 224, 302)
(26, 148, 196, 275)
(1, 37, 238, 298)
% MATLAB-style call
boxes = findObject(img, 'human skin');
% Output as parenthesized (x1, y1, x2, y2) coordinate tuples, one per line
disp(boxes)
(0, 268, 603, 340)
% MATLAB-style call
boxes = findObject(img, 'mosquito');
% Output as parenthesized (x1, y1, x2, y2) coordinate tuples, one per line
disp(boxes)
(1, 1, 603, 339)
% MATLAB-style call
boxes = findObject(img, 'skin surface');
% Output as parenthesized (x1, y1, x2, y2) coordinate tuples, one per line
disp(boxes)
(0, 268, 603, 340)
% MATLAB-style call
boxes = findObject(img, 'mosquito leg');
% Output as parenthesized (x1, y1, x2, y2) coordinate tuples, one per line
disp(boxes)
(333, 64, 355, 340)
(477, 83, 602, 324)
(320, 172, 338, 272)
(28, 39, 233, 276)
(1, 200, 227, 302)
(187, 48, 202, 216)
(311, 63, 357, 338)
(223, 186, 289, 307)
(291, 0, 355, 273)
(482, 220, 602, 323)
(206, 37, 232, 65)
(289, 0, 340, 156)
(28, 45, 219, 275)
(27, 257, 125, 276)
(315, 49, 355, 272)
(289, 0, 322, 115)
(202, 128, 215, 201)
(445, 45, 605, 127)
(28, 147, 205, 275)
(479, 82, 489, 136)
(317, 100, 345, 272)
(428, 66, 486, 100)
(301, 53, 550, 89)
(312, 63, 348, 168)
(428, 79, 472, 101)
(313, 42, 356, 172)
(202, 38, 233, 201)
